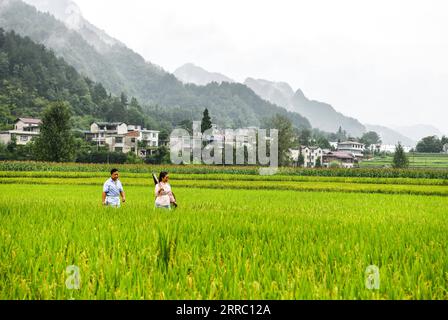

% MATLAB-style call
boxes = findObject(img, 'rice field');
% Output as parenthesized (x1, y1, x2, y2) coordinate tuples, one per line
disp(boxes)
(362, 153, 448, 169)
(0, 168, 447, 300)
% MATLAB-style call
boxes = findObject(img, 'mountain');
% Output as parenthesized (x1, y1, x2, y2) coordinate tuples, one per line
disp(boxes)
(244, 78, 366, 137)
(365, 125, 416, 146)
(0, 0, 311, 129)
(393, 125, 444, 142)
(174, 63, 235, 86)
(248, 80, 367, 137)
(244, 78, 295, 112)
(0, 28, 151, 130)
(290, 89, 366, 137)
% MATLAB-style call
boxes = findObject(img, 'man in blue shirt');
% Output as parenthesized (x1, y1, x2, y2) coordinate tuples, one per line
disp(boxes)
(102, 169, 126, 207)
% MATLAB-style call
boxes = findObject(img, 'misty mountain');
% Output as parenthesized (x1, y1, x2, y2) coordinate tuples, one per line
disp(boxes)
(393, 125, 444, 142)
(365, 125, 416, 147)
(0, 0, 311, 129)
(244, 78, 295, 112)
(0, 28, 153, 130)
(174, 63, 235, 86)
(244, 78, 366, 137)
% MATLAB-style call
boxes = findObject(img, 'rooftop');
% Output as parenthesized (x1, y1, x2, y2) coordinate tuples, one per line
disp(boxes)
(339, 141, 365, 146)
(16, 118, 42, 125)
(324, 151, 355, 159)
(94, 122, 125, 127)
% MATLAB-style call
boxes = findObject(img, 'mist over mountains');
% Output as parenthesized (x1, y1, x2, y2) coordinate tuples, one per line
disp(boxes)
(172, 63, 447, 144)
(0, 0, 444, 144)
(0, 0, 311, 129)
(174, 63, 235, 86)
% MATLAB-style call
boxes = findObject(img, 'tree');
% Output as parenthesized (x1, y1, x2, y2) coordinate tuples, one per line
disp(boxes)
(441, 136, 448, 147)
(316, 136, 331, 149)
(265, 114, 296, 166)
(201, 108, 212, 133)
(120, 92, 129, 107)
(393, 143, 409, 169)
(299, 129, 312, 147)
(107, 97, 127, 123)
(297, 148, 305, 167)
(146, 146, 170, 164)
(416, 136, 443, 153)
(315, 157, 322, 168)
(360, 131, 381, 147)
(177, 119, 193, 135)
(33, 101, 76, 162)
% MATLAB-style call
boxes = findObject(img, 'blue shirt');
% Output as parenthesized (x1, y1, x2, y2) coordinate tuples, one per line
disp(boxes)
(103, 178, 124, 197)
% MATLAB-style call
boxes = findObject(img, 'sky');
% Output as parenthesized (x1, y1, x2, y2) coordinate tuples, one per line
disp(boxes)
(72, 0, 447, 133)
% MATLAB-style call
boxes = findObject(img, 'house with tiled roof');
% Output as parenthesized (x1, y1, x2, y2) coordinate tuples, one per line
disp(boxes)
(0, 118, 42, 146)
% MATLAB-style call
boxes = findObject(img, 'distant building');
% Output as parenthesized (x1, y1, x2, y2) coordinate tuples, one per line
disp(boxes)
(370, 144, 413, 154)
(329, 142, 339, 150)
(443, 144, 448, 154)
(0, 118, 42, 146)
(322, 151, 357, 168)
(290, 146, 324, 168)
(86, 122, 159, 156)
(337, 141, 365, 159)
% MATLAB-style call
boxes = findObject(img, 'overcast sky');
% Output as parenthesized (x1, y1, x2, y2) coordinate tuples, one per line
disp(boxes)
(72, 0, 447, 133)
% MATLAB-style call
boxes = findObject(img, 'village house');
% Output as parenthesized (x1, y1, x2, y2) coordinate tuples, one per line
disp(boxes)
(337, 141, 365, 159)
(85, 122, 159, 157)
(322, 151, 357, 168)
(0, 118, 42, 146)
(290, 146, 324, 168)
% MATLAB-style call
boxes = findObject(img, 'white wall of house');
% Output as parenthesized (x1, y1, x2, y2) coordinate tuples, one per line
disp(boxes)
(88, 122, 159, 156)
(14, 120, 41, 132)
(290, 147, 323, 168)
(337, 141, 365, 158)
(140, 130, 160, 147)
(0, 133, 11, 145)
(90, 123, 100, 133)
(117, 123, 128, 135)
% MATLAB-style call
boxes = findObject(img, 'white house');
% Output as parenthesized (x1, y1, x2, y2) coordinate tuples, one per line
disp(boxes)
(290, 146, 324, 168)
(337, 141, 365, 159)
(86, 122, 159, 156)
(0, 118, 42, 146)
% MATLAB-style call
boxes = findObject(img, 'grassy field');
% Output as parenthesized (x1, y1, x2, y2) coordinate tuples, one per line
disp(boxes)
(1, 169, 447, 300)
(362, 153, 448, 169)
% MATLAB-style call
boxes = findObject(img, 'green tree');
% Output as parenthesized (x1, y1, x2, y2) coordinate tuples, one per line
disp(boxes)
(297, 153, 305, 167)
(299, 129, 312, 147)
(316, 136, 331, 149)
(120, 92, 129, 106)
(315, 157, 322, 168)
(416, 136, 443, 153)
(265, 114, 296, 166)
(201, 108, 212, 133)
(360, 131, 382, 147)
(33, 101, 76, 162)
(393, 143, 409, 168)
(177, 119, 193, 135)
(107, 97, 127, 123)
(146, 145, 170, 164)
